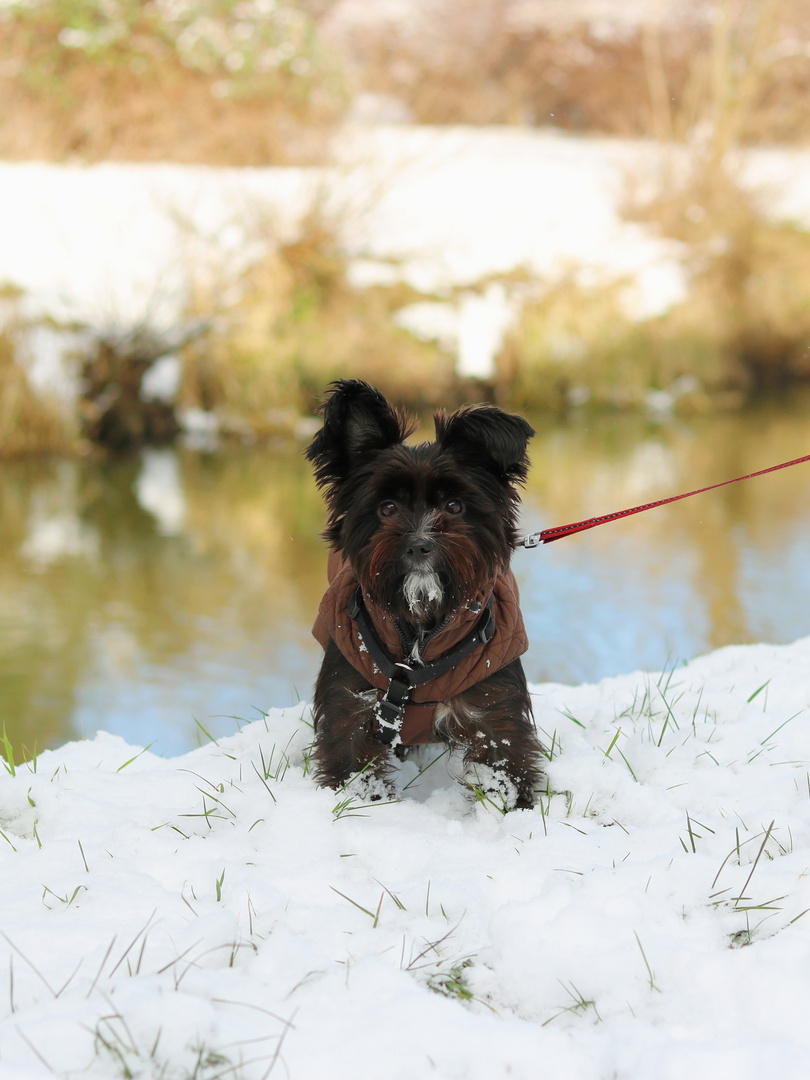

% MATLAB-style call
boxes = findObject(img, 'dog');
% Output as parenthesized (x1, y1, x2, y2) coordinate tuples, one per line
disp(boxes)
(306, 379, 544, 810)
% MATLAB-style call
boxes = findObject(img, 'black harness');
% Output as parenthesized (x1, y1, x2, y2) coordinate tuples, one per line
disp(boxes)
(347, 587, 496, 746)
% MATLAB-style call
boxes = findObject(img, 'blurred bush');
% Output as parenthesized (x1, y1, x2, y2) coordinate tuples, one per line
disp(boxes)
(346, 0, 810, 145)
(0, 0, 347, 163)
(0, 292, 76, 457)
(180, 204, 458, 429)
(498, 189, 810, 416)
(497, 0, 810, 414)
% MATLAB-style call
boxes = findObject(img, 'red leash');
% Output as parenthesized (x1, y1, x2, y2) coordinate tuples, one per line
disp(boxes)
(521, 451, 810, 548)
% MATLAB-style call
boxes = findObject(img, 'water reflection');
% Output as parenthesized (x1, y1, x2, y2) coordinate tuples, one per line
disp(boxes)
(2, 393, 810, 758)
(518, 393, 810, 683)
(0, 446, 326, 757)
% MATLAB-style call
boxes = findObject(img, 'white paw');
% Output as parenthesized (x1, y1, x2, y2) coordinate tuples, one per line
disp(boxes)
(346, 769, 397, 803)
(462, 762, 519, 811)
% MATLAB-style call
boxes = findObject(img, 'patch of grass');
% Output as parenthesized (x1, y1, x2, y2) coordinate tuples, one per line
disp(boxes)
(543, 980, 602, 1026)
(495, 271, 729, 415)
(628, 175, 810, 397)
(426, 956, 475, 1002)
(624, 0, 810, 401)
(41, 883, 87, 909)
(400, 917, 477, 1003)
(680, 811, 715, 854)
(468, 781, 511, 816)
(0, 725, 16, 776)
(494, 246, 810, 416)
(90, 1008, 251, 1080)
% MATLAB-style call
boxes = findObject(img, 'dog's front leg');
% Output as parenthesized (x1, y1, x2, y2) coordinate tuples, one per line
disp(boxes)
(312, 640, 395, 800)
(437, 661, 544, 811)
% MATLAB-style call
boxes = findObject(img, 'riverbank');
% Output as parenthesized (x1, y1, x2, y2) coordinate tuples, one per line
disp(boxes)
(3, 126, 810, 454)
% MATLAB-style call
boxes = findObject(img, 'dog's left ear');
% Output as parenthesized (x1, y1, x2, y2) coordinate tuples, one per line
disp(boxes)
(435, 405, 535, 485)
(306, 379, 416, 490)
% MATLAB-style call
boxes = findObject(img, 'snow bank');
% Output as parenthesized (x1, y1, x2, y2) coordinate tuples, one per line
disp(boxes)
(3, 636, 810, 1078)
(4, 127, 810, 382)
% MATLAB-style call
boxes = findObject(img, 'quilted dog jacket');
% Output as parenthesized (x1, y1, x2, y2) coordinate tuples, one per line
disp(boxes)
(313, 550, 529, 745)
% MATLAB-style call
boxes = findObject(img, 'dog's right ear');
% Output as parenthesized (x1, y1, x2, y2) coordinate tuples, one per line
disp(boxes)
(306, 380, 415, 490)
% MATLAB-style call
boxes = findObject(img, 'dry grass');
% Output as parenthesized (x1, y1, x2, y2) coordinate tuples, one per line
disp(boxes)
(0, 322, 75, 458)
(631, 173, 810, 385)
(497, 0, 810, 414)
(4, 0, 810, 443)
(495, 275, 724, 414)
(4, 1, 810, 162)
(497, 187, 810, 416)
(180, 205, 458, 431)
(0, 63, 336, 166)
(347, 0, 810, 145)
(0, 1, 347, 164)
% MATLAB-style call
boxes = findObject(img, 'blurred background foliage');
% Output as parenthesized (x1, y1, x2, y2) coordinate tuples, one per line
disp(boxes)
(0, 0, 347, 163)
(1, 0, 810, 454)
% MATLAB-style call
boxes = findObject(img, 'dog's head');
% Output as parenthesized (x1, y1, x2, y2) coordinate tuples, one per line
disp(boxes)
(306, 380, 534, 626)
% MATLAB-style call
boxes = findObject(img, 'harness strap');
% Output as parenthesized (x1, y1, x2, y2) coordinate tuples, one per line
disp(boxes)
(348, 588, 496, 745)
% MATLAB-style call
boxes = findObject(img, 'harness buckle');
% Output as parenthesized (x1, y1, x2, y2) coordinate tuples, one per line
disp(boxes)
(374, 698, 405, 745)
(478, 607, 496, 646)
(373, 676, 411, 746)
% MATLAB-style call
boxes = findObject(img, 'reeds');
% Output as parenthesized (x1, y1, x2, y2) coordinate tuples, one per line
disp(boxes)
(0, 321, 74, 459)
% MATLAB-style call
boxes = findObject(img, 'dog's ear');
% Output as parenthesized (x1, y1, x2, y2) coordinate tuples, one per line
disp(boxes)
(306, 380, 416, 489)
(434, 404, 534, 485)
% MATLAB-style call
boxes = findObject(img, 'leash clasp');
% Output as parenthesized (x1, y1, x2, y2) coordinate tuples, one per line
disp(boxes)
(521, 531, 544, 549)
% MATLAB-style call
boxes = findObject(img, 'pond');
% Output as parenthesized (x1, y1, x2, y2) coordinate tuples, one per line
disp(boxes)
(3, 392, 810, 760)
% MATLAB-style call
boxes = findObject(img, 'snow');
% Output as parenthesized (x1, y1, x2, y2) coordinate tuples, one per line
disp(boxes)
(4, 636, 810, 1077)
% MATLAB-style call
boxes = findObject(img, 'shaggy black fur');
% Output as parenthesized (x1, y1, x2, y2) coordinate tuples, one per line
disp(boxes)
(306, 380, 544, 810)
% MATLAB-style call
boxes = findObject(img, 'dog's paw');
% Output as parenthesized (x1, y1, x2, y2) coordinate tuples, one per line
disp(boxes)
(461, 763, 524, 812)
(346, 770, 398, 804)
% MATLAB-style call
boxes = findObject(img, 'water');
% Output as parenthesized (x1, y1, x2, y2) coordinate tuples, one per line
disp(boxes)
(3, 394, 810, 759)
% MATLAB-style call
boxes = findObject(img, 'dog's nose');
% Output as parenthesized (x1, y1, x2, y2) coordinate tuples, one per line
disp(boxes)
(405, 535, 434, 560)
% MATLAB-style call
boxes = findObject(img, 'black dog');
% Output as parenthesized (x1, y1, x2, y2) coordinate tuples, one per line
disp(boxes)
(307, 380, 544, 810)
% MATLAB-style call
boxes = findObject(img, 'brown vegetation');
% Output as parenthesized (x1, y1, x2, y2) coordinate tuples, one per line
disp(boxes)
(0, 315, 75, 458)
(0, 1, 346, 164)
(180, 206, 457, 428)
(3, 0, 810, 452)
(347, 0, 810, 145)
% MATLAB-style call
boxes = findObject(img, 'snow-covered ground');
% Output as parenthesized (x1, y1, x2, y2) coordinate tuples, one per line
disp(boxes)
(3, 637, 810, 1078)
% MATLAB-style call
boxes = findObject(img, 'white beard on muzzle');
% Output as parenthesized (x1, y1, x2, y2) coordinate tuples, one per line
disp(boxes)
(403, 569, 444, 619)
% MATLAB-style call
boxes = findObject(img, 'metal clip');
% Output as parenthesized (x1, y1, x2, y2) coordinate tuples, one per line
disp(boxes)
(521, 532, 544, 549)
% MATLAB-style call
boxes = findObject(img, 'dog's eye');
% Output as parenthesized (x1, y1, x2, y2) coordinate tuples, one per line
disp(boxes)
(378, 500, 398, 518)
(444, 499, 463, 515)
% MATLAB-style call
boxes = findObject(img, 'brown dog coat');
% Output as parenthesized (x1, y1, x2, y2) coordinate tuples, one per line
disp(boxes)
(312, 550, 529, 745)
